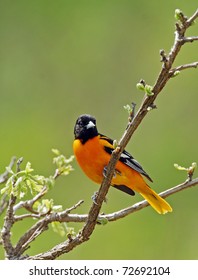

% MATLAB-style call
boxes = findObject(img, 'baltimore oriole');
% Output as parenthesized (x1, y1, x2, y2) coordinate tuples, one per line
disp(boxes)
(73, 114, 172, 214)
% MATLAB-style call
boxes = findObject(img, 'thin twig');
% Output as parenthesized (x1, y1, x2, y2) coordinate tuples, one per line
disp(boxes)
(182, 36, 198, 43)
(1, 194, 16, 259)
(0, 194, 9, 216)
(169, 61, 198, 76)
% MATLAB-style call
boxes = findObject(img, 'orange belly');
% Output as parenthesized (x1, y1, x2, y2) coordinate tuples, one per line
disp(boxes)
(73, 136, 146, 192)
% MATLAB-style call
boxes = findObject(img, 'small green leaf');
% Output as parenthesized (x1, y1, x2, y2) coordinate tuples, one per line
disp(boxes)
(113, 139, 118, 149)
(52, 148, 61, 156)
(174, 163, 187, 171)
(145, 85, 154, 96)
(97, 216, 108, 225)
(175, 9, 183, 21)
(53, 153, 74, 177)
(136, 82, 145, 91)
(1, 176, 13, 195)
(25, 162, 34, 174)
(123, 104, 132, 115)
(172, 70, 180, 77)
(5, 166, 14, 175)
(45, 176, 55, 189)
(52, 205, 63, 212)
(51, 221, 67, 237)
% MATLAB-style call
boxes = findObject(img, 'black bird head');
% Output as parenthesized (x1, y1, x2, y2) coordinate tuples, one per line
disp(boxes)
(74, 114, 98, 144)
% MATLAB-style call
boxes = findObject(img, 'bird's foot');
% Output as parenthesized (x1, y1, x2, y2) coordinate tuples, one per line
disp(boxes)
(91, 191, 99, 205)
(91, 191, 108, 204)
(103, 166, 117, 178)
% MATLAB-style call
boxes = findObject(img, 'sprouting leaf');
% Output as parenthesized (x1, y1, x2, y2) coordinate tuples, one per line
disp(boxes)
(136, 82, 145, 91)
(52, 148, 61, 156)
(172, 70, 180, 77)
(52, 205, 63, 212)
(97, 216, 108, 225)
(174, 162, 197, 180)
(174, 163, 187, 171)
(0, 176, 13, 195)
(145, 85, 154, 96)
(51, 221, 67, 237)
(45, 176, 55, 189)
(25, 162, 34, 174)
(66, 225, 76, 238)
(123, 104, 132, 115)
(175, 9, 183, 21)
(53, 152, 74, 177)
(5, 166, 14, 175)
(33, 199, 53, 214)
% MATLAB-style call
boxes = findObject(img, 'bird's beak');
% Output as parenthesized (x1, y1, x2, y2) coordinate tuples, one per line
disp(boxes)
(86, 121, 95, 129)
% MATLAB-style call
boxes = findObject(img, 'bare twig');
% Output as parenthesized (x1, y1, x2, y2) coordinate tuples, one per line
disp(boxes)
(169, 61, 198, 76)
(182, 36, 198, 43)
(0, 194, 9, 216)
(1, 194, 16, 259)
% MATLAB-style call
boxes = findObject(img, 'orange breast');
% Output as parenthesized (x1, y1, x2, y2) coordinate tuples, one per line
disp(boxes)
(73, 136, 110, 184)
(73, 136, 146, 192)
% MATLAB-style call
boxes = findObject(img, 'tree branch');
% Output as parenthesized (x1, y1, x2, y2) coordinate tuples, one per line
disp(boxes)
(1, 194, 16, 259)
(169, 61, 198, 76)
(25, 177, 198, 226)
(27, 176, 198, 260)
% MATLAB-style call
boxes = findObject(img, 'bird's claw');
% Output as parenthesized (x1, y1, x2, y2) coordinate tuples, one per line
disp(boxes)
(91, 191, 99, 205)
(91, 191, 108, 205)
(103, 166, 117, 178)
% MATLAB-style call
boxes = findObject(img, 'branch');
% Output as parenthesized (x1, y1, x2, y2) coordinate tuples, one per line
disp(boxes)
(169, 61, 198, 76)
(27, 177, 198, 260)
(26, 177, 198, 226)
(1, 194, 16, 259)
(182, 36, 198, 43)
(102, 177, 198, 222)
(11, 200, 84, 258)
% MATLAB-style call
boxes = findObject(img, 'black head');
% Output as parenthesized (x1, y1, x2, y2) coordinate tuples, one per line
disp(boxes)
(74, 114, 98, 143)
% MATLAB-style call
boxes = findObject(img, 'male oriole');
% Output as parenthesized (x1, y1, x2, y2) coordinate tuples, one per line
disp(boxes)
(73, 114, 172, 214)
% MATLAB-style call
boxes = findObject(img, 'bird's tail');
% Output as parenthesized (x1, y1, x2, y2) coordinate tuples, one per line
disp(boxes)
(140, 185, 172, 214)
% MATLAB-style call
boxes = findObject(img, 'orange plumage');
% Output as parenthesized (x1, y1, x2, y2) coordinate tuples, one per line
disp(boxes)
(73, 114, 172, 214)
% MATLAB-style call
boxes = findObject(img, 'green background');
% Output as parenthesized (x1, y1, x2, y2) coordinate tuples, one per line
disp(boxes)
(0, 0, 197, 260)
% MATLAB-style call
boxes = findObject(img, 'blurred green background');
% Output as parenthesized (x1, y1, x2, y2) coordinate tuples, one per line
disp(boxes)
(0, 0, 198, 260)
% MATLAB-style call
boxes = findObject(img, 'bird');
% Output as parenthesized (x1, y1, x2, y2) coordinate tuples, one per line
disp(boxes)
(73, 114, 172, 214)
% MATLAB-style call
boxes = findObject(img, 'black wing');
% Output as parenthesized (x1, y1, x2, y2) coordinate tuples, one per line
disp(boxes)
(100, 134, 153, 182)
